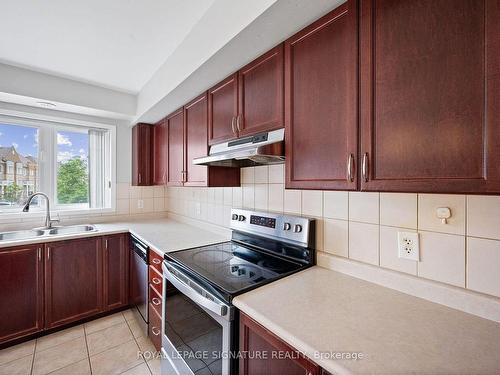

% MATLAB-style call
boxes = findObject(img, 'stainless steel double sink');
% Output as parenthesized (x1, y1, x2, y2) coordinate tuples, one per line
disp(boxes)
(0, 225, 97, 242)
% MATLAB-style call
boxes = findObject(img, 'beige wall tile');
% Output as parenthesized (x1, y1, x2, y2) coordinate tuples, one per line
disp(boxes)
(141, 187, 154, 198)
(418, 194, 465, 235)
(315, 217, 324, 251)
(379, 226, 417, 275)
(254, 184, 268, 210)
(223, 187, 233, 206)
(142, 198, 154, 213)
(302, 190, 323, 217)
(232, 187, 243, 207)
(241, 167, 254, 184)
(153, 198, 165, 212)
(268, 184, 284, 212)
(269, 164, 284, 184)
(207, 188, 216, 203)
(153, 186, 165, 198)
(418, 231, 465, 287)
(116, 183, 129, 200)
(242, 185, 255, 209)
(467, 237, 500, 298)
(129, 199, 141, 214)
(467, 195, 500, 240)
(324, 218, 348, 257)
(349, 192, 379, 224)
(254, 166, 269, 183)
(323, 191, 348, 220)
(116, 199, 129, 215)
(129, 186, 141, 199)
(349, 222, 379, 265)
(284, 189, 301, 214)
(380, 193, 417, 229)
(214, 188, 224, 204)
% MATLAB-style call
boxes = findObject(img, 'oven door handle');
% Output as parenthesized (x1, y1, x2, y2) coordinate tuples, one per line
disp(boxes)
(163, 261, 231, 319)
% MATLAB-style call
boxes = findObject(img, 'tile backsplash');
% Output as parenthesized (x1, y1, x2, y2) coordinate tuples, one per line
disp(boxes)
(166, 165, 500, 300)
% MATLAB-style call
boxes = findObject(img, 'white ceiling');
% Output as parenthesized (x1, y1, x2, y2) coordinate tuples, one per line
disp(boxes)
(0, 0, 214, 93)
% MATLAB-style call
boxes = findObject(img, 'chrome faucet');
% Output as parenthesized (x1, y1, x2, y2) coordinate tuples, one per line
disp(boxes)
(22, 192, 60, 229)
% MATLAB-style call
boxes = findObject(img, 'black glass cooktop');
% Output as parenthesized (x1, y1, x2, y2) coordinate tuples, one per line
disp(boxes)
(167, 240, 306, 297)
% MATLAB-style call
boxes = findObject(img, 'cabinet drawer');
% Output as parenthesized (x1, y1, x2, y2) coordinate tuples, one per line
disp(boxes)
(149, 284, 163, 317)
(149, 266, 163, 295)
(148, 304, 162, 351)
(149, 249, 163, 273)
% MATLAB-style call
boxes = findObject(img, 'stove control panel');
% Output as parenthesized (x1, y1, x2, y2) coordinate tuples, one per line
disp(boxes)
(230, 209, 313, 248)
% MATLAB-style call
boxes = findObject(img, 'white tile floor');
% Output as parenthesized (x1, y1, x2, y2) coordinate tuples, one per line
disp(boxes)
(0, 310, 160, 375)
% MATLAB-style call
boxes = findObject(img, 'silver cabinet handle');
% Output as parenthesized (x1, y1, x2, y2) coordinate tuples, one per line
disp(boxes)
(362, 153, 369, 182)
(105, 239, 108, 250)
(151, 327, 161, 336)
(152, 277, 161, 285)
(152, 258, 161, 265)
(347, 153, 354, 182)
(231, 116, 236, 134)
(152, 297, 161, 306)
(138, 173, 142, 184)
(236, 115, 242, 132)
(38, 247, 42, 262)
(47, 247, 51, 261)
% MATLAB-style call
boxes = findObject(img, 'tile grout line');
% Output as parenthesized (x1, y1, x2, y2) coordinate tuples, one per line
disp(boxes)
(83, 324, 93, 375)
(123, 311, 152, 374)
(30, 338, 37, 375)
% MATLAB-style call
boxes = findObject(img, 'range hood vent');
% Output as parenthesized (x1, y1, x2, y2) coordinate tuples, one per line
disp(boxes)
(193, 128, 285, 167)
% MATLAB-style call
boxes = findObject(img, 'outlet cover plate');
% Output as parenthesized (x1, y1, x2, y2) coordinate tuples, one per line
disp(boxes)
(398, 231, 420, 261)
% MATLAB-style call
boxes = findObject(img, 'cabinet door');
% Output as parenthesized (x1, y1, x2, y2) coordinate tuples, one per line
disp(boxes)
(132, 123, 153, 186)
(103, 234, 128, 311)
(285, 1, 358, 190)
(0, 245, 43, 344)
(45, 238, 103, 329)
(167, 109, 185, 186)
(360, 0, 500, 193)
(208, 73, 238, 145)
(153, 119, 168, 185)
(184, 93, 208, 186)
(238, 45, 284, 136)
(240, 313, 319, 375)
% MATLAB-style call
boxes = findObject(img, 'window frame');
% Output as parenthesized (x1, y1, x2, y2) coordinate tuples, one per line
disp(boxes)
(0, 112, 116, 216)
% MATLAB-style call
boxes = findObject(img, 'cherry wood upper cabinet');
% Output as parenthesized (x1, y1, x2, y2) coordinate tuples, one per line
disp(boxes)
(153, 119, 168, 185)
(0, 245, 43, 345)
(208, 73, 239, 145)
(360, 0, 500, 193)
(103, 234, 128, 311)
(167, 108, 185, 186)
(184, 93, 209, 186)
(132, 123, 153, 186)
(238, 45, 284, 136)
(44, 238, 103, 329)
(240, 313, 320, 375)
(285, 0, 358, 190)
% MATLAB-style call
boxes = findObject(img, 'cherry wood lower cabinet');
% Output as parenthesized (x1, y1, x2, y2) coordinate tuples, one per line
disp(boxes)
(44, 237, 103, 329)
(285, 0, 358, 190)
(240, 313, 320, 375)
(0, 244, 44, 344)
(103, 234, 129, 310)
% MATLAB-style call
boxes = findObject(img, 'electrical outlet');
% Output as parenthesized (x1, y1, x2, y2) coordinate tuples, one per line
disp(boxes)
(137, 199, 144, 209)
(397, 231, 420, 261)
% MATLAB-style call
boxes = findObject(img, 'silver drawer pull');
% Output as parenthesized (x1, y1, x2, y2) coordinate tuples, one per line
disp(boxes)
(152, 258, 161, 265)
(152, 277, 161, 285)
(151, 327, 160, 336)
(152, 298, 161, 306)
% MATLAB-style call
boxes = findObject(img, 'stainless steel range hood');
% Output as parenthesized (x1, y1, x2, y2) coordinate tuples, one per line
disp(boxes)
(193, 128, 285, 167)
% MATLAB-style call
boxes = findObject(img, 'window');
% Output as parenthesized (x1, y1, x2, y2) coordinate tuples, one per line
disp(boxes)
(0, 119, 114, 212)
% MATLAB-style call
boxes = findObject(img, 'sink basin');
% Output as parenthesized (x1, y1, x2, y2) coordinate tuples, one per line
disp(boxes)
(0, 229, 46, 241)
(48, 225, 97, 235)
(0, 225, 97, 242)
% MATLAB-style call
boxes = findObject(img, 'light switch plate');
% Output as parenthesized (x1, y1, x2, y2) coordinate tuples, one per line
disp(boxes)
(398, 231, 420, 261)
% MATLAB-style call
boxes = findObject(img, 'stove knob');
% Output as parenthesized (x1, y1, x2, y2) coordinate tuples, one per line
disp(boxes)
(238, 215, 246, 222)
(293, 224, 303, 233)
(232, 214, 239, 221)
(283, 222, 291, 231)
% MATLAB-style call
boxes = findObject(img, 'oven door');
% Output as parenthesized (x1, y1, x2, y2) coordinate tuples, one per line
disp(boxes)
(162, 261, 234, 375)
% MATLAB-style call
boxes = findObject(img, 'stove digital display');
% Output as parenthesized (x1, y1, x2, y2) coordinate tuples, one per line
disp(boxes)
(250, 215, 276, 229)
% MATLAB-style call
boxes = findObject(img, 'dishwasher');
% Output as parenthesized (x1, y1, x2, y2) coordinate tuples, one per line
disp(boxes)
(129, 235, 149, 335)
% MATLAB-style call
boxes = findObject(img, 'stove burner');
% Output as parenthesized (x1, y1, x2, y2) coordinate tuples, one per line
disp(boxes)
(191, 249, 233, 264)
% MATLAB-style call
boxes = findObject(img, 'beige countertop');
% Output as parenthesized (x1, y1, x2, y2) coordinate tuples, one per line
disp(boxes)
(233, 266, 500, 375)
(0, 218, 229, 254)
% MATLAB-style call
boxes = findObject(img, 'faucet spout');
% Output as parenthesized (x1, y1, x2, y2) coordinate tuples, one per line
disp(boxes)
(22, 192, 59, 229)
